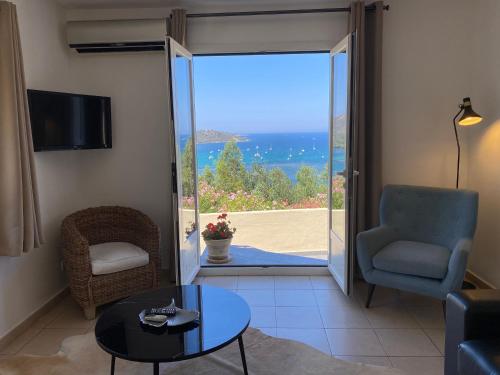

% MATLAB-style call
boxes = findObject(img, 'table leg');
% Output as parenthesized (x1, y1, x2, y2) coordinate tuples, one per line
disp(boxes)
(110, 356, 115, 375)
(153, 362, 159, 375)
(238, 335, 249, 375)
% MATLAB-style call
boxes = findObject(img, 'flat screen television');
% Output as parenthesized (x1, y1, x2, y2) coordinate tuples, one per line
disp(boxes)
(27, 89, 112, 151)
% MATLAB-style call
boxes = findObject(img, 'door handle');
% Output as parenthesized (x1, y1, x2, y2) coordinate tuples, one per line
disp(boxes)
(353, 170, 360, 176)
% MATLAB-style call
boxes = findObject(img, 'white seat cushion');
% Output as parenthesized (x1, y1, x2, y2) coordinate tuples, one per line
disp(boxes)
(89, 242, 149, 276)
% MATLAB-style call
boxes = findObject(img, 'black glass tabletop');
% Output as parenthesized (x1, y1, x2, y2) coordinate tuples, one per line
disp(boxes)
(95, 285, 251, 363)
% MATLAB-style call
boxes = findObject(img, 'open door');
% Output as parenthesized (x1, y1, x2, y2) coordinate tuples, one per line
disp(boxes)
(167, 37, 200, 285)
(328, 34, 356, 296)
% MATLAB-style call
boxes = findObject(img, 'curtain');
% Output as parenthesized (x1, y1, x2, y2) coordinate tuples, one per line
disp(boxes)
(348, 1, 384, 233)
(169, 9, 187, 46)
(0, 1, 43, 256)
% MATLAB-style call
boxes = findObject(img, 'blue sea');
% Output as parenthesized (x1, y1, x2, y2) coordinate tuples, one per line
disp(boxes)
(194, 132, 344, 182)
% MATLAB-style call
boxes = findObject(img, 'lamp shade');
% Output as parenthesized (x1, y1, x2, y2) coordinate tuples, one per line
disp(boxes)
(458, 97, 483, 126)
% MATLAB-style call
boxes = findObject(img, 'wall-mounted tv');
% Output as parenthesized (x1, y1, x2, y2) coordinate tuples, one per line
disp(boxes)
(27, 89, 112, 151)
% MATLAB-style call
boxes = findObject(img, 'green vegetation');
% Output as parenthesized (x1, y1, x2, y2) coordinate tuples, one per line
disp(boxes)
(183, 139, 345, 213)
(181, 138, 195, 197)
(214, 141, 248, 192)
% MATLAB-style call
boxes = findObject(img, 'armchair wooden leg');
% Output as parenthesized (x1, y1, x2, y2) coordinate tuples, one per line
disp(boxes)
(365, 284, 376, 308)
(84, 306, 96, 320)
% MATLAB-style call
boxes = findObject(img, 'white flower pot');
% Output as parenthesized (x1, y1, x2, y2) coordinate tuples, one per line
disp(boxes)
(205, 238, 232, 264)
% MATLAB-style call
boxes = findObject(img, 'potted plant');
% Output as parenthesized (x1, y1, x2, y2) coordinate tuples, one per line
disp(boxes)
(202, 213, 236, 264)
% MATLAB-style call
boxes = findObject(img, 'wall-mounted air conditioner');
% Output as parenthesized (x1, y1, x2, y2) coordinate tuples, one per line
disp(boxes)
(67, 19, 168, 53)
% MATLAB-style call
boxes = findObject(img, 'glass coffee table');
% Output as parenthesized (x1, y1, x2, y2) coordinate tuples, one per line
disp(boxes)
(95, 285, 251, 375)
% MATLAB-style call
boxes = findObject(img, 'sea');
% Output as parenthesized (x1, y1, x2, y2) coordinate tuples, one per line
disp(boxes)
(194, 132, 345, 183)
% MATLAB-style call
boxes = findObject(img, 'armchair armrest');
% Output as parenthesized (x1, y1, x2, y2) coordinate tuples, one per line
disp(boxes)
(356, 226, 398, 276)
(61, 218, 93, 307)
(61, 218, 91, 276)
(441, 239, 473, 293)
(445, 290, 500, 375)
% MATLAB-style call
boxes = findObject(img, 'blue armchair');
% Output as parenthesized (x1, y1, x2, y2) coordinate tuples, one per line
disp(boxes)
(357, 185, 478, 308)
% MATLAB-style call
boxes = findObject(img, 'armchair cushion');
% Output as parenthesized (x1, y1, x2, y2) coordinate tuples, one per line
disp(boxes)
(89, 242, 149, 275)
(372, 240, 450, 279)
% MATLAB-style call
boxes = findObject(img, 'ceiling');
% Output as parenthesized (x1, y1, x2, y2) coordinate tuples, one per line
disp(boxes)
(57, 0, 347, 10)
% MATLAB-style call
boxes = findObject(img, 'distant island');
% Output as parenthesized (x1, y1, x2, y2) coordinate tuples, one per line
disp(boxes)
(197, 130, 249, 144)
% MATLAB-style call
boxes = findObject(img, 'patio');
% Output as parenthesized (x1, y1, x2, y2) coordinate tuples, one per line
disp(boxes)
(199, 208, 330, 266)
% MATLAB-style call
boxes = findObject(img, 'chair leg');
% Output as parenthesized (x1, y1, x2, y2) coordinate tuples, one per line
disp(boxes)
(84, 306, 96, 320)
(365, 284, 376, 308)
(442, 300, 446, 321)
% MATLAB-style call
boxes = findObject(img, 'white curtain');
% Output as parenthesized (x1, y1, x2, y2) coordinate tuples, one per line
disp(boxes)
(0, 1, 43, 256)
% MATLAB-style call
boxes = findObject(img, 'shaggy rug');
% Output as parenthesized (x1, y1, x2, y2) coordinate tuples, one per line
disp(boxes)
(0, 328, 405, 374)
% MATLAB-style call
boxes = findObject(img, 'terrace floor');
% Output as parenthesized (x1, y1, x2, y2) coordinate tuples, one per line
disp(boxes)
(199, 208, 329, 267)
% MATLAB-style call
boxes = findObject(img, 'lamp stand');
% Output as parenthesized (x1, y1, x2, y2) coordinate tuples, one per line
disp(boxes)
(452, 107, 463, 189)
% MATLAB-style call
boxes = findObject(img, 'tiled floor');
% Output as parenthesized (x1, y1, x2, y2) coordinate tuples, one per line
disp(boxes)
(198, 276, 445, 374)
(0, 276, 445, 375)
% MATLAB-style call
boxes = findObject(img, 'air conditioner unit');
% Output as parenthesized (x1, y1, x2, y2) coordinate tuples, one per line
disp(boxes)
(67, 19, 168, 53)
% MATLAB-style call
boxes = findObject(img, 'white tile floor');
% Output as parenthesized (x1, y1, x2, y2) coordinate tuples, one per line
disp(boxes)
(0, 275, 445, 375)
(197, 275, 445, 374)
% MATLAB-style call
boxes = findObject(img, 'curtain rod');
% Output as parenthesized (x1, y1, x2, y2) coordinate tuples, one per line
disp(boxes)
(186, 4, 389, 19)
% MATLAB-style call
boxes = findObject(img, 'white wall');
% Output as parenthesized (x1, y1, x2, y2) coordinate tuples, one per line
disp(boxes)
(465, 0, 500, 287)
(381, 0, 474, 188)
(68, 52, 173, 268)
(380, 0, 500, 288)
(0, 0, 82, 338)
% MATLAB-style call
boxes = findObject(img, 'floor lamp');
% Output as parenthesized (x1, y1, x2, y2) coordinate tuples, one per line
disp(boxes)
(453, 97, 483, 189)
(453, 98, 483, 290)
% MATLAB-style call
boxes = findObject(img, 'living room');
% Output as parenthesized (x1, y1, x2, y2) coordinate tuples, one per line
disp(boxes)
(0, 0, 499, 374)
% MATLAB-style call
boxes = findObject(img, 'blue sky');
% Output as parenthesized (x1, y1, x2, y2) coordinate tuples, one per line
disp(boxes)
(193, 53, 345, 134)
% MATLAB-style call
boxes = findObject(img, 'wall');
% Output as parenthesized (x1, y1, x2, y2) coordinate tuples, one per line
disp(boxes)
(68, 52, 173, 268)
(0, 0, 82, 338)
(381, 0, 474, 188)
(465, 0, 500, 287)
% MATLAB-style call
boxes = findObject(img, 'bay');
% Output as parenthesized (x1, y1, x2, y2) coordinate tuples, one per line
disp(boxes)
(193, 132, 344, 183)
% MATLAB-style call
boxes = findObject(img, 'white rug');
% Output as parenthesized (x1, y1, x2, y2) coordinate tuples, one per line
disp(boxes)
(0, 328, 405, 374)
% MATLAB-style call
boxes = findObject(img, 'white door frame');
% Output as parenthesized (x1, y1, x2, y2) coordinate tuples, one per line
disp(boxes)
(327, 33, 356, 296)
(167, 37, 201, 285)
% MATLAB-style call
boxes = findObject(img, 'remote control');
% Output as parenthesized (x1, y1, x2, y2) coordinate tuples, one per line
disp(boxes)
(146, 306, 176, 317)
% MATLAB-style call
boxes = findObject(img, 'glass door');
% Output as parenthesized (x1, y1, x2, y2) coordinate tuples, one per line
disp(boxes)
(328, 34, 356, 295)
(167, 37, 200, 285)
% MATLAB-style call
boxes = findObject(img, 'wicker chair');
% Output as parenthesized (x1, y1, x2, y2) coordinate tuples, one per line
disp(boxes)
(61, 206, 160, 319)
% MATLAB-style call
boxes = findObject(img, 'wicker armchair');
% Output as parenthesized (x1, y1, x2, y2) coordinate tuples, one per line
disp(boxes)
(61, 206, 160, 319)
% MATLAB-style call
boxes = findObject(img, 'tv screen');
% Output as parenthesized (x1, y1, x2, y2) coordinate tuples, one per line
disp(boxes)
(27, 89, 112, 151)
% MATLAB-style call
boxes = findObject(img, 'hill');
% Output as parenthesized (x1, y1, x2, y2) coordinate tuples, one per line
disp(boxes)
(197, 130, 249, 144)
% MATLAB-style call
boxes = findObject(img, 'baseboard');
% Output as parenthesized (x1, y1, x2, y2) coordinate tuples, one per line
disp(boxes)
(0, 287, 70, 351)
(465, 270, 495, 289)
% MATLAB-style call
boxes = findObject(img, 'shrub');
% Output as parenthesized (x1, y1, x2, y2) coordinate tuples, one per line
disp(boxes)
(293, 165, 320, 202)
(214, 140, 248, 192)
(181, 137, 195, 197)
(200, 165, 215, 186)
(195, 143, 346, 213)
(252, 165, 293, 203)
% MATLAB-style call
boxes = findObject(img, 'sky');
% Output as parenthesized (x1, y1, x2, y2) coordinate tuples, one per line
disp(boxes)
(192, 53, 347, 134)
